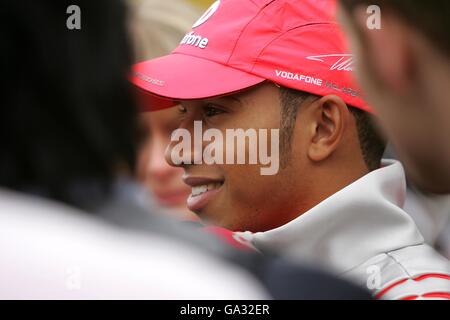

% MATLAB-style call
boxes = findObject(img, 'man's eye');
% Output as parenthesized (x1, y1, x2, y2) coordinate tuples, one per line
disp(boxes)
(203, 104, 225, 117)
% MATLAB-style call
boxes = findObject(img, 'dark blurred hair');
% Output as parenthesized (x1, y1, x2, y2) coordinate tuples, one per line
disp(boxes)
(340, 0, 450, 56)
(0, 0, 140, 209)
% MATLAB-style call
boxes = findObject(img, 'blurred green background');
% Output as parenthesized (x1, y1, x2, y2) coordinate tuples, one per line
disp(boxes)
(188, 0, 214, 9)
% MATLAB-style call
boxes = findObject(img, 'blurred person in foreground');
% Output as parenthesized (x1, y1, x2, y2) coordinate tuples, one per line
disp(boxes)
(132, 0, 450, 299)
(0, 0, 267, 299)
(0, 0, 371, 299)
(338, 0, 450, 195)
(338, 0, 450, 258)
(130, 0, 201, 221)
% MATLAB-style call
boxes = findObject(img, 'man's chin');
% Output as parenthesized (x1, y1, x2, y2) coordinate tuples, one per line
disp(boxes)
(198, 210, 235, 230)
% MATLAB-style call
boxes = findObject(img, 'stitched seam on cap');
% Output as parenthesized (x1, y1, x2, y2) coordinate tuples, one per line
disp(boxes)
(226, 0, 277, 64)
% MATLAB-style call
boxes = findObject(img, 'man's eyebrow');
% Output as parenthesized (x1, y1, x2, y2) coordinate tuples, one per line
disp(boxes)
(227, 96, 242, 104)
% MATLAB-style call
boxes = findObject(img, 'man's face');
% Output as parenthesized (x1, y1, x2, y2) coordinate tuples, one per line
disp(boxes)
(165, 83, 311, 232)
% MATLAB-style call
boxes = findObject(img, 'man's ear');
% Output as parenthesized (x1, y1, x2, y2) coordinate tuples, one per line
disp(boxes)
(350, 6, 413, 93)
(307, 95, 348, 162)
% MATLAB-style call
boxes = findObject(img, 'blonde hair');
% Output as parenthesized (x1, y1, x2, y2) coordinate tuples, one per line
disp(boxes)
(128, 0, 201, 61)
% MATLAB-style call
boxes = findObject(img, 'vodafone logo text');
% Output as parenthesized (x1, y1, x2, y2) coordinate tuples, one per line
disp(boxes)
(275, 70, 323, 87)
(275, 70, 360, 98)
(180, 31, 209, 49)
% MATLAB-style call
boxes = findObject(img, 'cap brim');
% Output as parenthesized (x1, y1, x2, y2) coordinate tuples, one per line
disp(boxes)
(134, 86, 177, 112)
(131, 53, 266, 110)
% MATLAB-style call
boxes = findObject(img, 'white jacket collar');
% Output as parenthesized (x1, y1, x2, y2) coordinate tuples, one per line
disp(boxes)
(241, 160, 424, 274)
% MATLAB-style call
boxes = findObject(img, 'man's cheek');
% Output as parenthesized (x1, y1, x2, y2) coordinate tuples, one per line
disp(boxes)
(234, 174, 273, 205)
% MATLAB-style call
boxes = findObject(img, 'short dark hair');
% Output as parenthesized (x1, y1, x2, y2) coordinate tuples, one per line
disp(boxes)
(340, 0, 450, 57)
(279, 86, 386, 171)
(0, 0, 140, 209)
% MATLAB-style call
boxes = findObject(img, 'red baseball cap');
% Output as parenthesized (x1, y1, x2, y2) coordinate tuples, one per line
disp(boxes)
(132, 0, 371, 113)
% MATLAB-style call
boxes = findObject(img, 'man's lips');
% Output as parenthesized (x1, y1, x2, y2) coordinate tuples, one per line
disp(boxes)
(183, 176, 224, 212)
